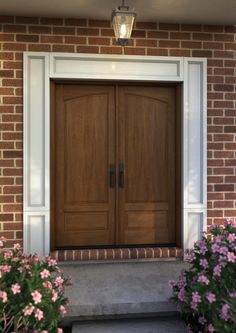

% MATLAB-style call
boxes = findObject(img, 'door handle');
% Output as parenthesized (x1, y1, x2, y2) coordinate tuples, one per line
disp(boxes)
(109, 164, 116, 188)
(119, 163, 125, 188)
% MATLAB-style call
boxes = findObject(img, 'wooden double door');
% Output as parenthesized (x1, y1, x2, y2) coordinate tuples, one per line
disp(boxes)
(52, 83, 177, 248)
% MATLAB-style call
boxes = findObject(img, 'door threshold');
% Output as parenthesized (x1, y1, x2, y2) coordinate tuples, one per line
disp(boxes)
(50, 247, 183, 262)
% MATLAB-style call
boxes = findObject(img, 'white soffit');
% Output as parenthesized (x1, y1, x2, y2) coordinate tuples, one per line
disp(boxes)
(1, 0, 236, 25)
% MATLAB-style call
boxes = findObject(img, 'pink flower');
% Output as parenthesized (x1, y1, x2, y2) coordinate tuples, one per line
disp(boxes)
(220, 303, 230, 321)
(60, 305, 67, 315)
(214, 235, 222, 243)
(229, 291, 236, 298)
(220, 246, 228, 255)
(35, 309, 44, 321)
(177, 288, 185, 301)
(47, 258, 57, 267)
(0, 236, 7, 247)
(42, 281, 52, 290)
(57, 329, 63, 333)
(198, 317, 206, 325)
(11, 283, 21, 294)
(227, 233, 236, 243)
(23, 304, 34, 316)
(212, 243, 220, 253)
(208, 324, 215, 332)
(200, 259, 208, 269)
(0, 265, 11, 273)
(52, 291, 58, 302)
(197, 275, 209, 285)
(168, 280, 175, 288)
(31, 290, 42, 304)
(4, 250, 13, 260)
(55, 276, 64, 287)
(11, 257, 20, 263)
(40, 269, 51, 279)
(227, 251, 236, 263)
(192, 291, 201, 303)
(0, 291, 8, 303)
(13, 243, 21, 250)
(41, 331, 48, 333)
(206, 292, 216, 303)
(213, 265, 221, 277)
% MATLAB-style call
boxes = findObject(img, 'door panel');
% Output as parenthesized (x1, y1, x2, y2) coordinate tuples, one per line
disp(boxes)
(118, 86, 176, 245)
(54, 85, 115, 247)
(53, 84, 176, 248)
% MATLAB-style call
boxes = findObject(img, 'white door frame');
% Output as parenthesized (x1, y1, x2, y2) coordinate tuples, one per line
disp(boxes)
(23, 52, 207, 256)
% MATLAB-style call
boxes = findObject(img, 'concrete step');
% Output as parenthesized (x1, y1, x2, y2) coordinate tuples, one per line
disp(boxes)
(72, 317, 187, 333)
(60, 260, 188, 324)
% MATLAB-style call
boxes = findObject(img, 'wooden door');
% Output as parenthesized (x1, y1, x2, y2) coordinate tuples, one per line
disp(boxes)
(118, 86, 176, 245)
(52, 84, 176, 248)
(54, 84, 115, 247)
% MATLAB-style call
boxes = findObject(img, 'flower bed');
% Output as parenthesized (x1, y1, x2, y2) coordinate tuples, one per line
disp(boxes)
(0, 238, 71, 333)
(170, 219, 236, 333)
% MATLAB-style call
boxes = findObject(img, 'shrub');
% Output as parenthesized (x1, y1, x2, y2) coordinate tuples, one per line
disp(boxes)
(170, 218, 236, 333)
(0, 238, 71, 333)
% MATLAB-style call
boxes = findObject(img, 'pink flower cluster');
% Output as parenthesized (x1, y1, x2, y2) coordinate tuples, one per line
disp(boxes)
(170, 218, 236, 332)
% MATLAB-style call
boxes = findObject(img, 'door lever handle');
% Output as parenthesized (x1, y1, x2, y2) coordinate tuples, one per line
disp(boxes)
(119, 163, 125, 188)
(109, 164, 115, 188)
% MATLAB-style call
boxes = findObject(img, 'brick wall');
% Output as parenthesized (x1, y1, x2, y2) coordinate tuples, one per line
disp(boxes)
(0, 16, 236, 247)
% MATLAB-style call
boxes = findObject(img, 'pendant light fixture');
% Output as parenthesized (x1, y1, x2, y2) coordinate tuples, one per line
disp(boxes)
(112, 0, 136, 46)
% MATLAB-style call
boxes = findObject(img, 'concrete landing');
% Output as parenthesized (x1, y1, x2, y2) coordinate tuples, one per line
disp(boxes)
(60, 261, 188, 322)
(72, 317, 187, 333)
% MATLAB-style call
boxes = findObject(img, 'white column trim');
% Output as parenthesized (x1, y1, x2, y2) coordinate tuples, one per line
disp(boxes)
(23, 52, 207, 256)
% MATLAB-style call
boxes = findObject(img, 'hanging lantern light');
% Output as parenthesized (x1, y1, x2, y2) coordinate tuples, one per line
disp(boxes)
(112, 0, 136, 46)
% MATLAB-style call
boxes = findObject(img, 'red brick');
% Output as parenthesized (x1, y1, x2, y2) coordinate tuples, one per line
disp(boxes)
(16, 17, 39, 24)
(208, 193, 224, 200)
(203, 42, 223, 50)
(0, 142, 14, 149)
(3, 61, 22, 70)
(214, 51, 234, 58)
(225, 160, 236, 166)
(0, 52, 14, 60)
(225, 43, 236, 50)
(0, 159, 14, 167)
(0, 214, 14, 221)
(225, 77, 236, 84)
(208, 59, 223, 67)
(147, 48, 168, 56)
(2, 79, 22, 87)
(224, 126, 236, 133)
(0, 178, 14, 185)
(0, 195, 14, 203)
(214, 184, 234, 192)
(214, 151, 234, 159)
(88, 20, 110, 28)
(40, 36, 63, 43)
(214, 101, 234, 108)
(100, 47, 122, 54)
(65, 18, 87, 26)
(169, 49, 191, 56)
(124, 48, 145, 55)
(28, 44, 51, 52)
(224, 210, 236, 217)
(170, 32, 191, 40)
(203, 25, 224, 33)
(3, 43, 26, 51)
(225, 193, 236, 200)
(0, 34, 14, 41)
(3, 96, 23, 105)
(40, 18, 63, 25)
(52, 45, 75, 52)
(208, 210, 223, 217)
(100, 29, 115, 37)
(3, 205, 23, 212)
(208, 160, 223, 167)
(29, 26, 52, 34)
(0, 70, 14, 78)
(3, 186, 23, 194)
(132, 30, 146, 38)
(181, 41, 202, 49)
(135, 39, 156, 47)
(159, 40, 179, 48)
(208, 176, 223, 184)
(88, 37, 110, 45)
(147, 31, 169, 39)
(159, 23, 180, 31)
(3, 168, 22, 176)
(225, 143, 236, 150)
(136, 22, 157, 29)
(214, 134, 234, 141)
(0, 16, 15, 23)
(192, 50, 212, 57)
(193, 33, 213, 40)
(64, 36, 87, 44)
(214, 33, 234, 41)
(53, 27, 75, 35)
(3, 132, 22, 141)
(3, 25, 26, 33)
(181, 24, 202, 31)
(77, 28, 99, 36)
(224, 60, 236, 67)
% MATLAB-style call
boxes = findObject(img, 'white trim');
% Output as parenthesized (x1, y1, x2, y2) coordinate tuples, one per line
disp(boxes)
(23, 52, 207, 256)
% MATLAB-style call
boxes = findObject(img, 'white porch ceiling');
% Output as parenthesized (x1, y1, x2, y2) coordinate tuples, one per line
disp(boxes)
(0, 0, 236, 25)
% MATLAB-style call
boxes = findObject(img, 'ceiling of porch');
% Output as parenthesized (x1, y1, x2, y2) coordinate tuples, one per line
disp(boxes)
(1, 0, 236, 25)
